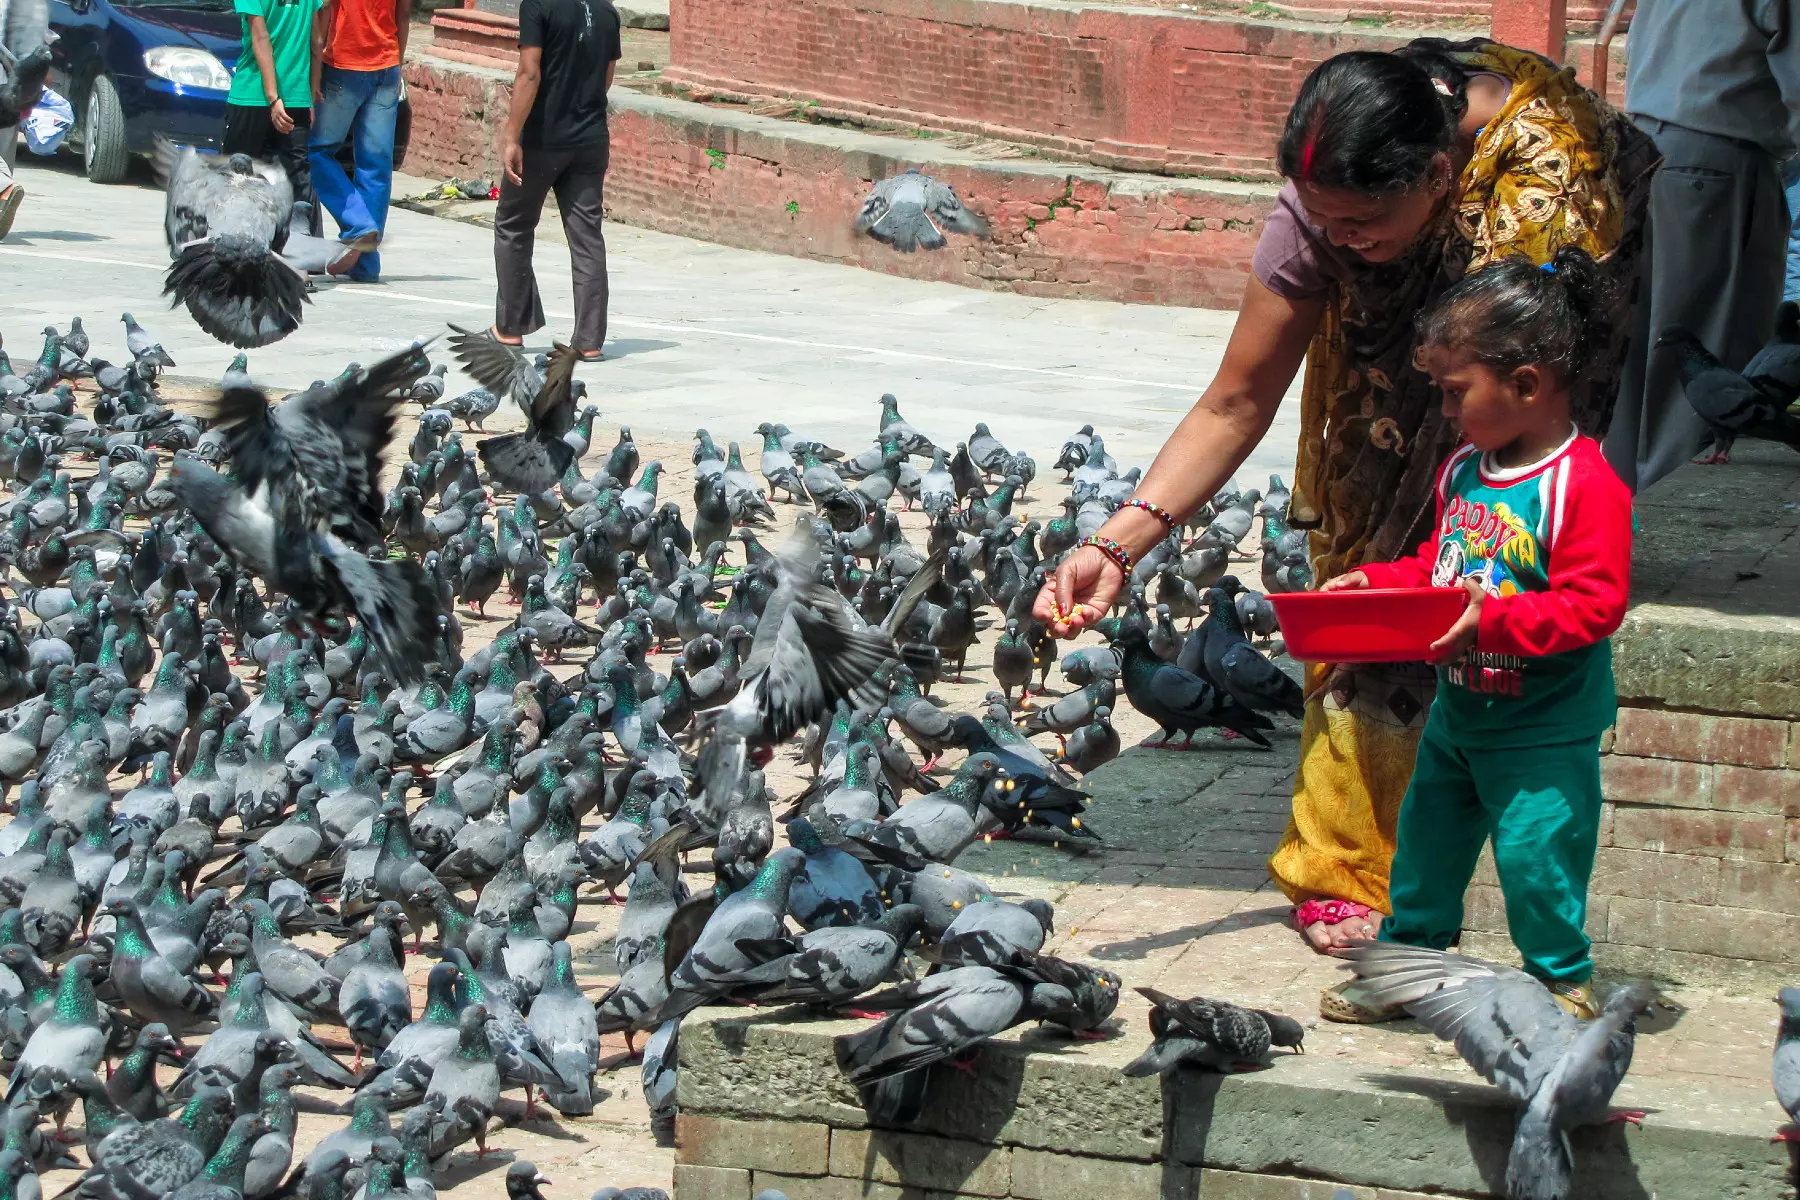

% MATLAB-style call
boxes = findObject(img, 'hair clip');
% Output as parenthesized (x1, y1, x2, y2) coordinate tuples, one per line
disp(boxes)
(1432, 78, 1454, 96)
(1539, 261, 1556, 273)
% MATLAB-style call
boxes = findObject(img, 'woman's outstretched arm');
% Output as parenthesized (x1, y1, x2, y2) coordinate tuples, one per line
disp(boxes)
(1035, 275, 1323, 636)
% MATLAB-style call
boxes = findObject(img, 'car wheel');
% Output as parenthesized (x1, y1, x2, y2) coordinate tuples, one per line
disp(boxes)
(83, 75, 130, 184)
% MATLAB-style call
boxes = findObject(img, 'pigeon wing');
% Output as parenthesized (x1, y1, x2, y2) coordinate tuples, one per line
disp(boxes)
(1335, 942, 1579, 1103)
(758, 605, 895, 744)
(161, 141, 220, 251)
(447, 325, 540, 414)
(924, 177, 988, 237)
(532, 343, 580, 437)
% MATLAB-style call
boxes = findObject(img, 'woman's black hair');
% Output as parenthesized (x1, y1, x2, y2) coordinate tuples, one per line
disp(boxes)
(1276, 50, 1453, 196)
(1416, 246, 1611, 382)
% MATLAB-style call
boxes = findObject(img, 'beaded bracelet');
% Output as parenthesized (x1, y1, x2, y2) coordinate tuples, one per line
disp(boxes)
(1122, 498, 1177, 530)
(1076, 535, 1132, 577)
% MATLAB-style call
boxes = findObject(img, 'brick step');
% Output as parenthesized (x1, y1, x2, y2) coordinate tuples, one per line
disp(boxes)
(402, 57, 1280, 308)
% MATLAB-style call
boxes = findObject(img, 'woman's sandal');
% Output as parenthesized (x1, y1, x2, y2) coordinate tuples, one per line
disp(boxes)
(487, 325, 524, 347)
(576, 349, 604, 362)
(1291, 897, 1378, 950)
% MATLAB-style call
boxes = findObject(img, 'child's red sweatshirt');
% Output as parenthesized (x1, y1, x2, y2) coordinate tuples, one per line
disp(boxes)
(1358, 430, 1632, 745)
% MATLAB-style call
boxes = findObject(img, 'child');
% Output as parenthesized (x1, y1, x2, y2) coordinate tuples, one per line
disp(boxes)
(223, 0, 327, 222)
(1322, 247, 1633, 1022)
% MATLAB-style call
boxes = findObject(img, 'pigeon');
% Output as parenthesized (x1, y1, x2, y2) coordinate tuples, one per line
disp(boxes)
(505, 1163, 550, 1200)
(6, 954, 104, 1102)
(741, 903, 925, 1011)
(70, 1084, 238, 1200)
(653, 847, 807, 1023)
(1335, 942, 1654, 1200)
(834, 947, 1120, 1085)
(525, 943, 600, 1115)
(159, 141, 307, 348)
(1123, 987, 1305, 1075)
(277, 203, 357, 277)
(102, 900, 219, 1038)
(939, 899, 1054, 958)
(120, 313, 178, 369)
(447, 327, 579, 493)
(1655, 326, 1800, 464)
(1114, 624, 1273, 749)
(422, 1004, 502, 1157)
(853, 169, 988, 253)
(338, 925, 411, 1069)
(1745, 300, 1800, 403)
(168, 457, 438, 687)
(1772, 986, 1800, 1142)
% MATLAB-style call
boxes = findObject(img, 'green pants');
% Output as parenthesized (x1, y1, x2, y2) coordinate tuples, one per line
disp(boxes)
(1378, 716, 1603, 983)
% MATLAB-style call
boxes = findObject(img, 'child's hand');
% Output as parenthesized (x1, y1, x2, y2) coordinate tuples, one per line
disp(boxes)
(1318, 570, 1370, 592)
(1427, 577, 1486, 664)
(270, 99, 295, 135)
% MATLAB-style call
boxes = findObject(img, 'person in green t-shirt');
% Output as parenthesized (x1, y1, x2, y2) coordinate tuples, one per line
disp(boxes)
(222, 0, 326, 228)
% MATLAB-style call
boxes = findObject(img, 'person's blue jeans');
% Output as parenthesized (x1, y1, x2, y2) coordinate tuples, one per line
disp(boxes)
(1783, 154, 1800, 303)
(308, 64, 400, 282)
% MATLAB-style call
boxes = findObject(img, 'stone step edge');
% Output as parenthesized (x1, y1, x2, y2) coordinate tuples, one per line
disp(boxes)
(676, 1012, 1789, 1200)
(613, 85, 1284, 200)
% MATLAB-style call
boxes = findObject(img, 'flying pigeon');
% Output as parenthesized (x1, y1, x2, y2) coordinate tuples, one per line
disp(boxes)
(853, 169, 988, 253)
(447, 325, 578, 493)
(159, 140, 307, 348)
(1336, 942, 1654, 1200)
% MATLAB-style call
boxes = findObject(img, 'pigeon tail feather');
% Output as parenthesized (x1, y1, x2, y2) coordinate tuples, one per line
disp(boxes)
(165, 237, 308, 349)
(478, 430, 575, 495)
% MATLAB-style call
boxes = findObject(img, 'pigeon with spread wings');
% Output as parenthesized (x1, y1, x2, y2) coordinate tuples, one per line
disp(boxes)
(210, 340, 432, 550)
(854, 169, 988, 254)
(447, 324, 578, 493)
(1336, 942, 1653, 1200)
(160, 140, 307, 349)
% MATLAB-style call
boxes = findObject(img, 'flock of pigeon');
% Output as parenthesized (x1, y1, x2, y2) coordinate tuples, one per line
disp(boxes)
(0, 304, 1786, 1200)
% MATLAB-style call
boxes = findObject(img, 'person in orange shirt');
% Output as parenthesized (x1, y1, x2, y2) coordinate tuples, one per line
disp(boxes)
(308, 0, 409, 281)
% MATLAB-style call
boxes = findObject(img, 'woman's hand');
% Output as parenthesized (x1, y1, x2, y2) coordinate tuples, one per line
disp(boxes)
(1033, 545, 1124, 638)
(1427, 577, 1485, 664)
(1318, 569, 1370, 593)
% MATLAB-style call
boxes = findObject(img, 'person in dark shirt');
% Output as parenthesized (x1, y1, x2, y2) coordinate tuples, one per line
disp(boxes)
(491, 0, 622, 359)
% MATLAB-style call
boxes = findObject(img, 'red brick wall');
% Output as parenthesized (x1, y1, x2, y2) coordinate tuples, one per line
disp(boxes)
(665, 0, 1413, 179)
(401, 60, 1272, 309)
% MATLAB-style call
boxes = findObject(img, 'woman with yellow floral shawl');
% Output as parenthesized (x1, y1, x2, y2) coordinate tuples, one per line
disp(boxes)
(1032, 41, 1655, 999)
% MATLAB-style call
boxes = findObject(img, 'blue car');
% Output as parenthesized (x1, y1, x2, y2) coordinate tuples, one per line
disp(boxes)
(46, 0, 408, 183)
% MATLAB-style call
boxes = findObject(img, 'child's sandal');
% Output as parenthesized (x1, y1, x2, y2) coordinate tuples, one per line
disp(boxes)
(1319, 979, 1406, 1024)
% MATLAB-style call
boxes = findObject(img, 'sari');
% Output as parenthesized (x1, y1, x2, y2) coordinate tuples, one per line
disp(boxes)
(1266, 41, 1659, 914)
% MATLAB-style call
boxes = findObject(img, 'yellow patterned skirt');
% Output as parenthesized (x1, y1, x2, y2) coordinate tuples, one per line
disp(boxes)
(1267, 661, 1436, 912)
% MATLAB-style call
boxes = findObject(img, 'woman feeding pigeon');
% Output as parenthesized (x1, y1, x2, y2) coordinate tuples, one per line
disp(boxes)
(1319, 248, 1633, 1022)
(1033, 41, 1654, 973)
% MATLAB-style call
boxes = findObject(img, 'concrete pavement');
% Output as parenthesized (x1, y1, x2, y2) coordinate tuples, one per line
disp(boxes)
(0, 154, 1298, 489)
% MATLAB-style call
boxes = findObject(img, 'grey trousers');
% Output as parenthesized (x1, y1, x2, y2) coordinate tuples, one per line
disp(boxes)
(1605, 119, 1791, 490)
(493, 139, 609, 354)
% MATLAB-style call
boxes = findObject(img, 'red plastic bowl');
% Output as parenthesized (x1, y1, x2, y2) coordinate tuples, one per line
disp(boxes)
(1268, 587, 1470, 663)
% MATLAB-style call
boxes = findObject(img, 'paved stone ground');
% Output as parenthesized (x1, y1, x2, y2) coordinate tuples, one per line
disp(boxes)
(4, 161, 1791, 1200)
(0, 154, 1297, 485)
